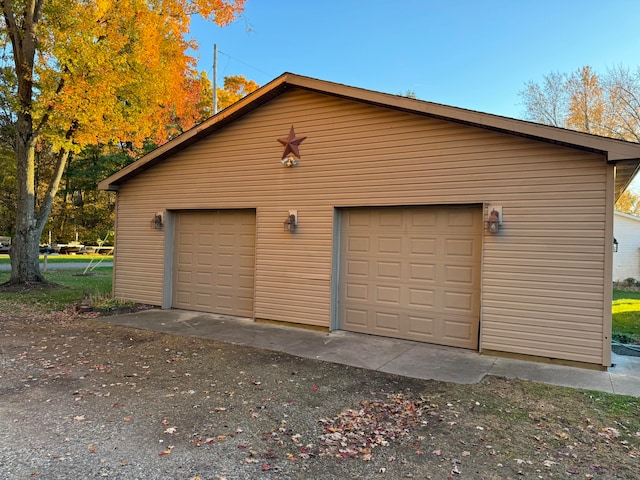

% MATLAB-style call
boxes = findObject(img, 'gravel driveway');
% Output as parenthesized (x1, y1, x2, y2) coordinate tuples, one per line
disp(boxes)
(2, 310, 639, 479)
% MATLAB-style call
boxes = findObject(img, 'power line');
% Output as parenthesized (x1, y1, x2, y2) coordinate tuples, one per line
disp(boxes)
(216, 50, 275, 80)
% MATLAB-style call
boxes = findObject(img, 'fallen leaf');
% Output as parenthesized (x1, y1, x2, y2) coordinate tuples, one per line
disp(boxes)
(159, 448, 172, 456)
(73, 415, 85, 421)
(164, 427, 177, 434)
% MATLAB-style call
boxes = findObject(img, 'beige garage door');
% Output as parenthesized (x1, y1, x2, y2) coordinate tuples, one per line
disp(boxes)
(173, 210, 255, 316)
(339, 206, 482, 349)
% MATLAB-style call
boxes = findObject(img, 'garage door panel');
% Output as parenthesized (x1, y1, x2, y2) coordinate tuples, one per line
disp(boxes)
(377, 237, 402, 254)
(444, 265, 475, 284)
(239, 254, 255, 268)
(379, 210, 403, 227)
(375, 311, 400, 331)
(238, 274, 254, 289)
(410, 263, 436, 281)
(195, 292, 212, 308)
(410, 210, 438, 227)
(339, 206, 481, 349)
(196, 272, 212, 285)
(377, 261, 401, 278)
(410, 238, 437, 256)
(445, 238, 475, 256)
(408, 315, 436, 338)
(443, 317, 476, 342)
(179, 232, 194, 244)
(177, 251, 193, 265)
(197, 252, 213, 265)
(348, 236, 370, 252)
(239, 233, 255, 247)
(443, 291, 475, 312)
(345, 308, 368, 327)
(217, 272, 233, 288)
(447, 209, 476, 227)
(408, 288, 435, 309)
(173, 210, 255, 316)
(348, 260, 369, 276)
(376, 285, 401, 304)
(346, 283, 368, 301)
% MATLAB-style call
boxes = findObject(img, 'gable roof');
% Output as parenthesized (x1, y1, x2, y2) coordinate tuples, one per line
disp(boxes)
(99, 72, 640, 198)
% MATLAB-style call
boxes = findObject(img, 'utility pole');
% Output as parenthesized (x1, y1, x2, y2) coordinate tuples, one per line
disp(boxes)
(213, 43, 218, 115)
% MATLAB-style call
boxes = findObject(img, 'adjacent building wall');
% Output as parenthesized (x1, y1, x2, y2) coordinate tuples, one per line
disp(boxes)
(112, 88, 612, 364)
(613, 211, 640, 283)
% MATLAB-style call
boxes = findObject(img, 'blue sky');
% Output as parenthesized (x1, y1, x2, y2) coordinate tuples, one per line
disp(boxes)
(189, 0, 640, 120)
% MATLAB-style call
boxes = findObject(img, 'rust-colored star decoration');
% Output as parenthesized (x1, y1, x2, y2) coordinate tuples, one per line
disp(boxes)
(278, 125, 307, 159)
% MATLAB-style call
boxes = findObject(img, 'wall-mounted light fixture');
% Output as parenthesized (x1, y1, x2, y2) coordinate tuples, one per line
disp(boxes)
(284, 210, 298, 233)
(485, 206, 502, 234)
(281, 156, 298, 167)
(151, 211, 165, 230)
(614, 237, 619, 253)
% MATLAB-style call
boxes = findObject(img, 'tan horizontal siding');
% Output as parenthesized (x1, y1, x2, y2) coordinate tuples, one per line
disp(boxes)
(113, 88, 610, 364)
(254, 207, 332, 327)
(112, 203, 165, 305)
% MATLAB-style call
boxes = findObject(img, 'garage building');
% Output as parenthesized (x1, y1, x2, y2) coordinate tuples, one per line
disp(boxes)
(99, 73, 640, 367)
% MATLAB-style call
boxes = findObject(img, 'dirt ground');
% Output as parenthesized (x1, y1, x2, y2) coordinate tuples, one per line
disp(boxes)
(1, 306, 640, 479)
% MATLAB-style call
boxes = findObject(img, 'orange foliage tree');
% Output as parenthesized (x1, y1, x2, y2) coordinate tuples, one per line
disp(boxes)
(0, 0, 245, 284)
(217, 74, 260, 111)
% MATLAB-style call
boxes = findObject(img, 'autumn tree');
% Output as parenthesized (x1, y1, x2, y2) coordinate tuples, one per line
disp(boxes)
(0, 0, 245, 285)
(216, 74, 259, 111)
(615, 190, 640, 216)
(602, 65, 640, 142)
(520, 65, 640, 142)
(520, 65, 640, 216)
(565, 66, 605, 135)
(519, 71, 569, 127)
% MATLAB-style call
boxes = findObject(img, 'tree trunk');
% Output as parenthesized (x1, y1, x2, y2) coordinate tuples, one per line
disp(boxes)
(3, 0, 48, 285)
(9, 124, 43, 283)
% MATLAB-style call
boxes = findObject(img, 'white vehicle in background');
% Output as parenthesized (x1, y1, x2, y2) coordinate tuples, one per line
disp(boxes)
(0, 236, 11, 254)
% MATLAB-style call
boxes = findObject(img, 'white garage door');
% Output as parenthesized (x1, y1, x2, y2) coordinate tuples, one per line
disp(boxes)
(339, 206, 482, 349)
(173, 210, 255, 316)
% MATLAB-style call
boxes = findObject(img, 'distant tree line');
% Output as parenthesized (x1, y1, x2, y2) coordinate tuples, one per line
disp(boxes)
(519, 65, 640, 215)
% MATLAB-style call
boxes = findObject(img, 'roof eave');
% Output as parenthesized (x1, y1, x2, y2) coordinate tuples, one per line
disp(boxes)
(98, 72, 640, 192)
(98, 73, 295, 191)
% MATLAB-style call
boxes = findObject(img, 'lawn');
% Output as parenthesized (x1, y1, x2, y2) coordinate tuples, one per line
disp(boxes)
(0, 254, 113, 264)
(613, 289, 640, 344)
(0, 267, 113, 311)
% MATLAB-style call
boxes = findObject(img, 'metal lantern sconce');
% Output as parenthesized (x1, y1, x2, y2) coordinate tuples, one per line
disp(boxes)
(282, 156, 297, 167)
(614, 237, 619, 253)
(284, 210, 298, 233)
(151, 211, 165, 230)
(485, 206, 502, 234)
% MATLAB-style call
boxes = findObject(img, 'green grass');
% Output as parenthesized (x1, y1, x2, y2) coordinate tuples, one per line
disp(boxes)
(612, 289, 640, 344)
(0, 254, 113, 264)
(613, 289, 640, 301)
(0, 267, 112, 311)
